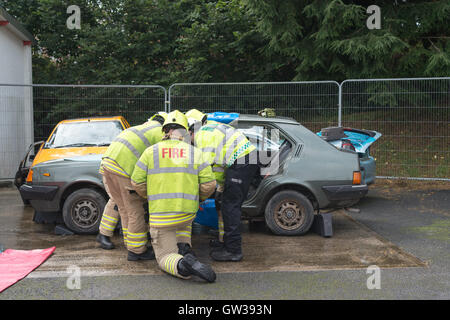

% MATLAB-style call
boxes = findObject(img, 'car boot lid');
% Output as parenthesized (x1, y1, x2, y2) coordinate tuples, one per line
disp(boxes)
(317, 127, 382, 153)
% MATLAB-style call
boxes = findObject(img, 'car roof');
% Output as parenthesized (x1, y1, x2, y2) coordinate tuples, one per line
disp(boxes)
(237, 114, 300, 125)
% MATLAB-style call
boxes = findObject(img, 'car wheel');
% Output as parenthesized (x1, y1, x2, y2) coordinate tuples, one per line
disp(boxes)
(62, 188, 106, 234)
(264, 190, 314, 236)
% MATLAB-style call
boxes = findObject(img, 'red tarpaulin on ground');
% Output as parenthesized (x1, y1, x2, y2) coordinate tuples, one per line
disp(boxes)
(0, 247, 55, 293)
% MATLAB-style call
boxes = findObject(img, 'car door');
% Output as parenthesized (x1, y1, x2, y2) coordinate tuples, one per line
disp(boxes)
(236, 122, 294, 199)
(14, 141, 44, 189)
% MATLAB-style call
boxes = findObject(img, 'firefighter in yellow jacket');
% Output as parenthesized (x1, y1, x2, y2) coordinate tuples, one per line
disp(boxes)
(96, 112, 166, 260)
(131, 110, 217, 282)
(185, 109, 225, 243)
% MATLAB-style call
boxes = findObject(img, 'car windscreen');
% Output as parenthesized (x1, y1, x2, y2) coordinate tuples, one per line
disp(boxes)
(45, 120, 123, 148)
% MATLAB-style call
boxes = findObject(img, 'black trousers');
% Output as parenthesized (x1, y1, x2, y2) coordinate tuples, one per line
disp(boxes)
(221, 160, 259, 254)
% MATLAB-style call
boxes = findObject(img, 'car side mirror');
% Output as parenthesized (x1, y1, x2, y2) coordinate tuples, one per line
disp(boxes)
(29, 155, 35, 161)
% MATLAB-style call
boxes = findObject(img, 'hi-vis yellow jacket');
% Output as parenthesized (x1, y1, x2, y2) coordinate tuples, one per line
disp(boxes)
(194, 121, 256, 186)
(101, 120, 163, 177)
(131, 139, 215, 228)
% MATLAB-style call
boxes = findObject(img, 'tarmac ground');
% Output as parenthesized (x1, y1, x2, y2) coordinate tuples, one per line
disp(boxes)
(0, 180, 449, 299)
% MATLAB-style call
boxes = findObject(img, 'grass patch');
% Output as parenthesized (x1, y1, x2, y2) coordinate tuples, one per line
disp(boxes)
(407, 220, 450, 242)
(302, 109, 449, 179)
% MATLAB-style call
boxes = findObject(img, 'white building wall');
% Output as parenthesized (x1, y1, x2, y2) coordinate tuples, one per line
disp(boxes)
(0, 26, 33, 179)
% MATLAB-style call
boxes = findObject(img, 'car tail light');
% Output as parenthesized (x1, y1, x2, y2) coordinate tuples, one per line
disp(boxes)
(26, 169, 33, 183)
(342, 139, 356, 151)
(352, 171, 362, 185)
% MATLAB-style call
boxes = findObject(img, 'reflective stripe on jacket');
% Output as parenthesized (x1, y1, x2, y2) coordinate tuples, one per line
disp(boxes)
(99, 158, 129, 177)
(131, 139, 215, 228)
(101, 120, 163, 177)
(194, 122, 256, 185)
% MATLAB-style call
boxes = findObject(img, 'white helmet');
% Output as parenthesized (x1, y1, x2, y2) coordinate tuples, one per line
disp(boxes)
(185, 109, 207, 132)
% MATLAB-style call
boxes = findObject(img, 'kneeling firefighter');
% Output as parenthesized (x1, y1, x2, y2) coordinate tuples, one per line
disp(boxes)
(131, 110, 217, 282)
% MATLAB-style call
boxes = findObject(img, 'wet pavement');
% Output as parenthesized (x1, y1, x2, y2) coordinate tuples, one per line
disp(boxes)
(0, 187, 423, 278)
(0, 182, 449, 299)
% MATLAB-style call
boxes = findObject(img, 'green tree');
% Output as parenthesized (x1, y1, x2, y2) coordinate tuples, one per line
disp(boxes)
(176, 0, 291, 82)
(244, 0, 450, 80)
(2, 0, 448, 84)
(1, 0, 102, 83)
(1, 0, 188, 85)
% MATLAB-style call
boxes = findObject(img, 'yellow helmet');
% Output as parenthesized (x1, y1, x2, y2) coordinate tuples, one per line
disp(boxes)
(185, 109, 207, 130)
(149, 111, 168, 124)
(163, 110, 189, 131)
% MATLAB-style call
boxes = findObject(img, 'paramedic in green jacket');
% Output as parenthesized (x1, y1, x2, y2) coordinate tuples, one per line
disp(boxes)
(187, 109, 259, 262)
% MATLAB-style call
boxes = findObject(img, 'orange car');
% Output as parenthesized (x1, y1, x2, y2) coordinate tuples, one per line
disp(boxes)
(15, 116, 130, 195)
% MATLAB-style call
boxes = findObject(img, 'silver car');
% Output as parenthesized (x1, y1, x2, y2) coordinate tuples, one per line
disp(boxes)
(20, 114, 368, 236)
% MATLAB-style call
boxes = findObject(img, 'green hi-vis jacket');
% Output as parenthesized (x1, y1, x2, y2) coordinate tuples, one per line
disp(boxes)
(101, 120, 163, 177)
(131, 139, 215, 228)
(194, 121, 256, 186)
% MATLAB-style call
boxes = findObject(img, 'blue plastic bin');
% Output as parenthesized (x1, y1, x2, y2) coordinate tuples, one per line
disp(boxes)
(194, 199, 219, 229)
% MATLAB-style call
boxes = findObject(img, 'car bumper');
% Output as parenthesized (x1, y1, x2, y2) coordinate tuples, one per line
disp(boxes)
(321, 184, 368, 202)
(360, 157, 376, 185)
(19, 184, 61, 212)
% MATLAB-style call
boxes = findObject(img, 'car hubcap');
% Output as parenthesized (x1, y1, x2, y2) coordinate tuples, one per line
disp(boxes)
(72, 199, 100, 229)
(274, 200, 305, 231)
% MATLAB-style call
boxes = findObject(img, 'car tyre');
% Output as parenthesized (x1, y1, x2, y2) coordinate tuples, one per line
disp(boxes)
(62, 188, 106, 234)
(265, 190, 314, 236)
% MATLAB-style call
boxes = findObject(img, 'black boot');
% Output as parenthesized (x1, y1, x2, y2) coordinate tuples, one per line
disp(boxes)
(210, 247, 243, 262)
(127, 246, 156, 261)
(177, 253, 216, 283)
(177, 243, 195, 256)
(96, 234, 115, 250)
(209, 239, 224, 248)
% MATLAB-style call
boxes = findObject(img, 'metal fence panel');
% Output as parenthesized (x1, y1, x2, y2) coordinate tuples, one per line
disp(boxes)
(0, 84, 167, 180)
(169, 82, 340, 133)
(341, 78, 450, 180)
(2, 78, 448, 181)
(31, 85, 167, 142)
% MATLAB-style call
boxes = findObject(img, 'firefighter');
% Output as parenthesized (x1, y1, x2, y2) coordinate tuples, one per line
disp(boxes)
(97, 201, 119, 250)
(96, 112, 167, 259)
(185, 109, 225, 244)
(188, 109, 259, 262)
(97, 112, 168, 250)
(131, 110, 217, 282)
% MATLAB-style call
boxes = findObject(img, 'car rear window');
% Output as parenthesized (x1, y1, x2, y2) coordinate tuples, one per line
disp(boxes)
(45, 120, 123, 148)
